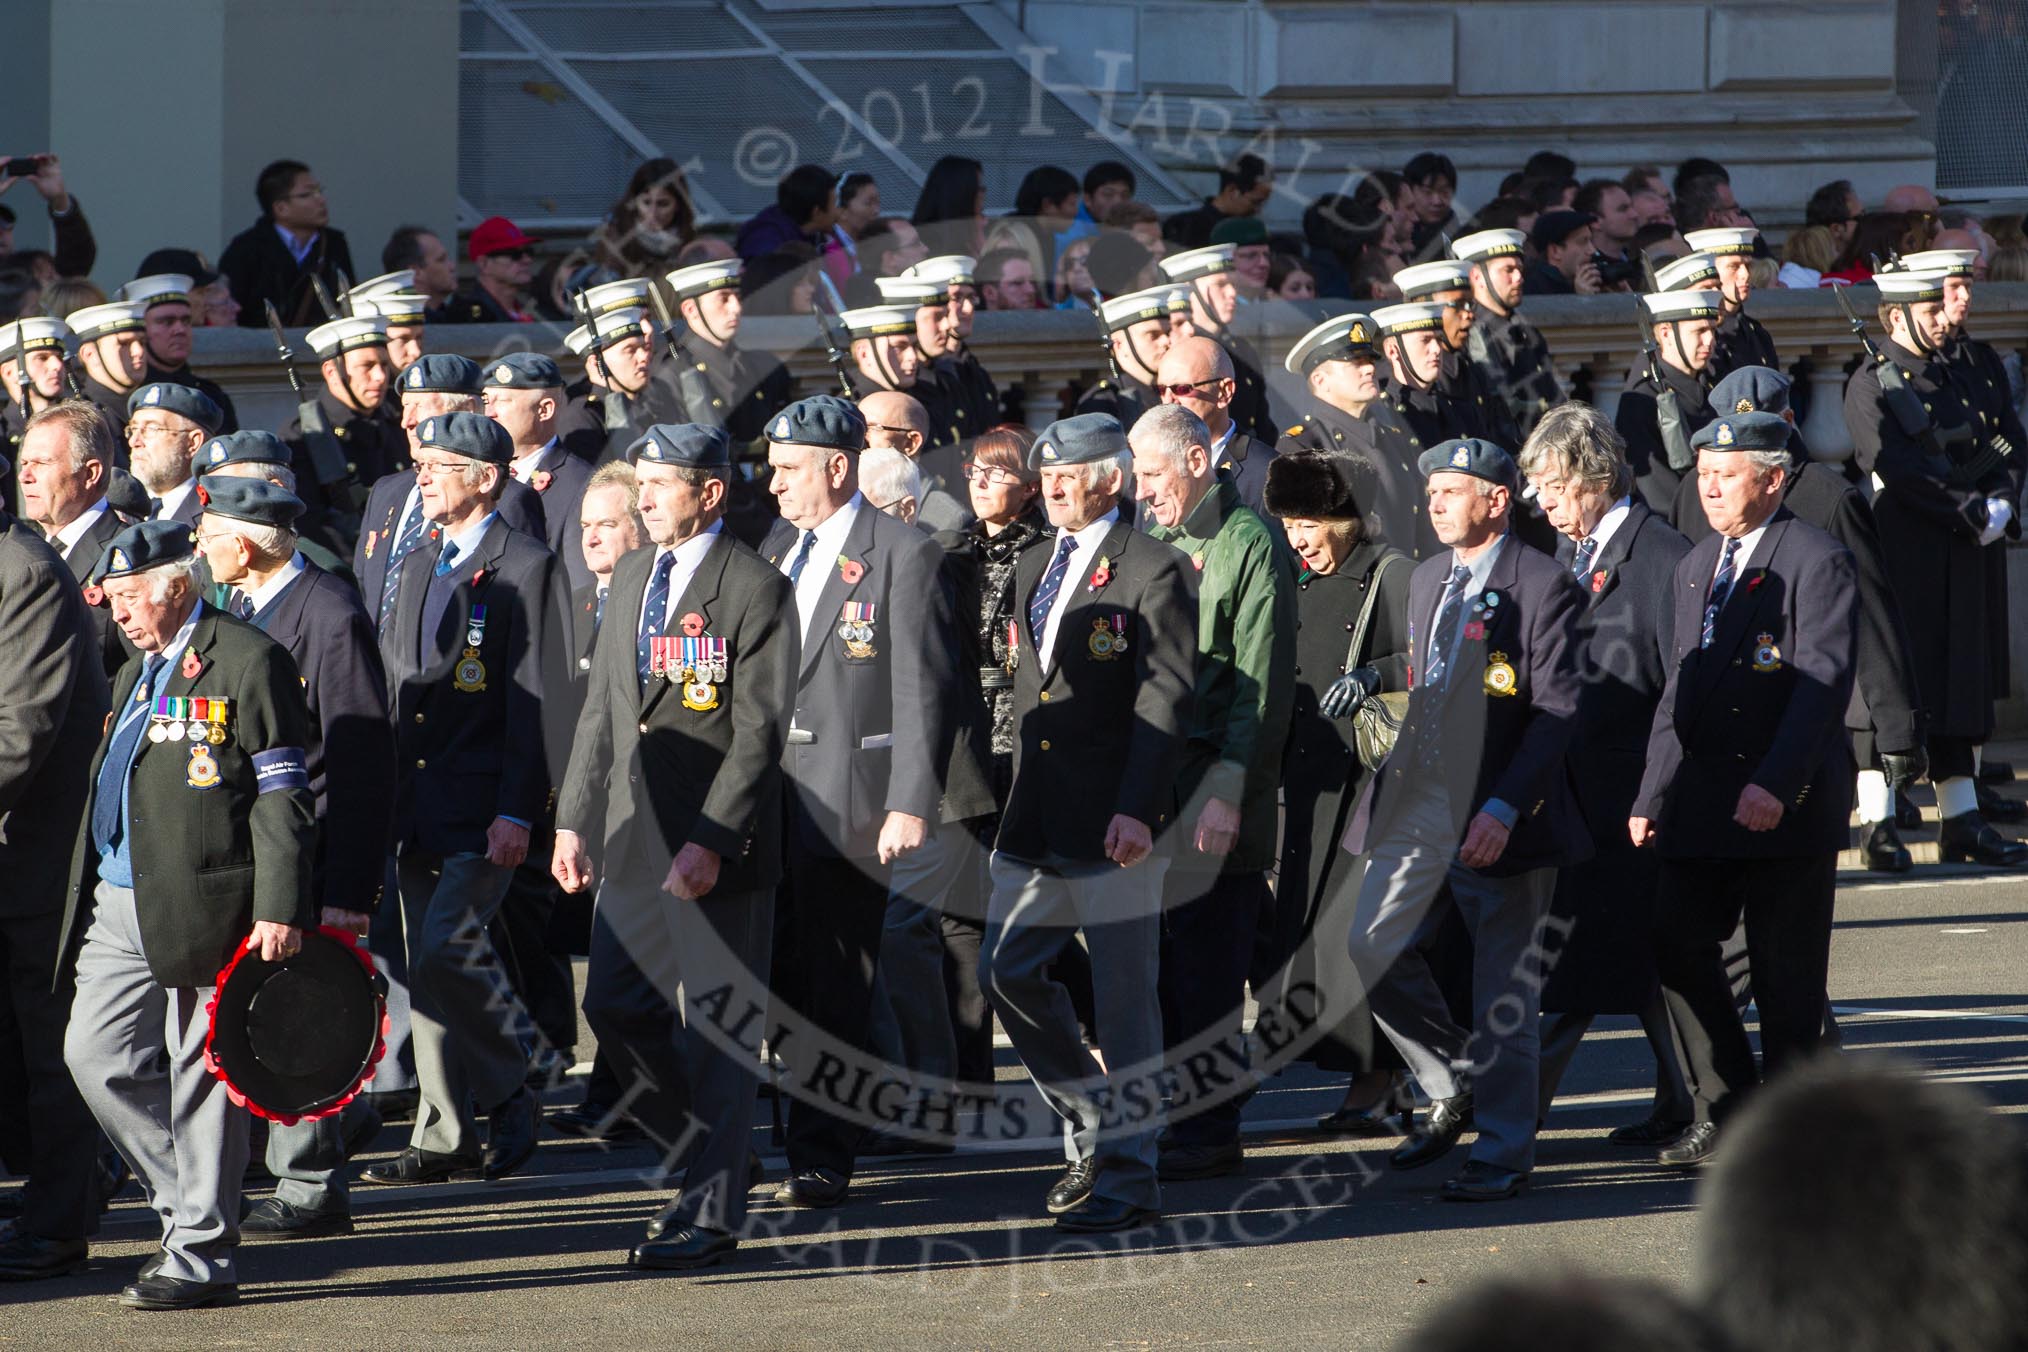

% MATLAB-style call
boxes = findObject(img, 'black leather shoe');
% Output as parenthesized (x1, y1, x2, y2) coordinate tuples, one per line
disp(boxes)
(1976, 783, 2027, 824)
(1606, 1114, 1694, 1148)
(859, 1128, 956, 1157)
(1054, 1194, 1159, 1233)
(1157, 1140, 1242, 1181)
(1390, 1093, 1473, 1171)
(137, 1252, 163, 1282)
(1045, 1158, 1099, 1216)
(241, 1197, 353, 1240)
(484, 1088, 540, 1180)
(1658, 1120, 1719, 1168)
(643, 1157, 770, 1241)
(0, 1232, 88, 1280)
(362, 1087, 420, 1123)
(1981, 758, 2015, 785)
(1939, 812, 2028, 867)
(1316, 1076, 1416, 1137)
(1894, 788, 1922, 830)
(1439, 1160, 1528, 1202)
(630, 1226, 737, 1270)
(547, 1101, 645, 1144)
(359, 1148, 483, 1185)
(772, 1168, 848, 1208)
(1860, 819, 1913, 873)
(118, 1274, 239, 1310)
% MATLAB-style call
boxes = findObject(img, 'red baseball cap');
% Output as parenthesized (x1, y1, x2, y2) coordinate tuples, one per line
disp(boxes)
(468, 216, 540, 260)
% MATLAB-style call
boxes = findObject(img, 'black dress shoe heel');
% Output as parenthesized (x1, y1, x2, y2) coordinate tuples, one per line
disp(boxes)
(772, 1168, 848, 1208)
(1606, 1114, 1694, 1148)
(484, 1088, 540, 1180)
(1976, 783, 2028, 824)
(241, 1198, 354, 1240)
(1045, 1158, 1098, 1216)
(1894, 788, 1923, 830)
(118, 1274, 239, 1310)
(631, 1226, 737, 1271)
(0, 1233, 88, 1281)
(1390, 1093, 1473, 1171)
(1860, 819, 1913, 874)
(1054, 1194, 1159, 1233)
(1316, 1075, 1416, 1137)
(359, 1148, 484, 1186)
(1658, 1120, 1719, 1168)
(1939, 812, 2028, 867)
(1439, 1161, 1528, 1202)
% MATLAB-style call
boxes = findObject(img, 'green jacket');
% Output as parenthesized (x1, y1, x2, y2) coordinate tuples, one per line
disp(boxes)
(1151, 480, 1296, 872)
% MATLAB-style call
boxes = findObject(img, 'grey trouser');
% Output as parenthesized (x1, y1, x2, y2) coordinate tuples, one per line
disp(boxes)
(265, 1097, 380, 1213)
(398, 849, 524, 1158)
(981, 851, 1167, 1210)
(65, 881, 247, 1284)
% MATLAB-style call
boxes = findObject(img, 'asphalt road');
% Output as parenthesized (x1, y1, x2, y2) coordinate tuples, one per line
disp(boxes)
(6, 866, 2028, 1350)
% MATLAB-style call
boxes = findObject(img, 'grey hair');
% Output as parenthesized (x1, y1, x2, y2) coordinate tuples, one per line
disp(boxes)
(1744, 449, 1791, 480)
(1128, 402, 1210, 472)
(142, 557, 199, 605)
(1518, 403, 1633, 497)
(859, 447, 921, 508)
(1063, 449, 1132, 493)
(22, 398, 117, 475)
(218, 519, 297, 562)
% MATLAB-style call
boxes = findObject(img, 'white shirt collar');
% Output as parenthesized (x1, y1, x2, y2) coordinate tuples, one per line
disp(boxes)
(1583, 496, 1634, 557)
(155, 599, 206, 671)
(807, 492, 862, 556)
(1209, 419, 1237, 466)
(154, 478, 197, 521)
(511, 438, 561, 481)
(53, 497, 110, 556)
(654, 520, 722, 576)
(1037, 513, 1118, 663)
(245, 554, 309, 618)
(1720, 519, 1772, 574)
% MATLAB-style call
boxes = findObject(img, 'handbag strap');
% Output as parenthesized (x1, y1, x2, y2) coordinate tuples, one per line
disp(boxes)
(1344, 550, 1410, 673)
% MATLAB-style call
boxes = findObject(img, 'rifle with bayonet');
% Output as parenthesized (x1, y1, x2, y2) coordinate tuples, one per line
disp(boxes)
(811, 301, 857, 399)
(573, 286, 635, 455)
(1832, 277, 1985, 484)
(310, 275, 343, 323)
(265, 300, 365, 534)
(1636, 252, 1694, 474)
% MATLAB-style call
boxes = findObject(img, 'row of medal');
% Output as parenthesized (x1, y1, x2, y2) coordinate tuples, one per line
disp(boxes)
(149, 695, 230, 745)
(648, 635, 729, 713)
(839, 602, 877, 660)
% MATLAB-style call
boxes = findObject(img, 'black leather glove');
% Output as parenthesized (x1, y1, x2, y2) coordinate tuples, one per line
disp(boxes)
(1881, 748, 1928, 791)
(1319, 666, 1382, 720)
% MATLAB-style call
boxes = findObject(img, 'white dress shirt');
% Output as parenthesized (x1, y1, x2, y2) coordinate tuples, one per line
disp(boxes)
(777, 493, 863, 640)
(1036, 511, 1118, 665)
(510, 438, 562, 484)
(52, 499, 110, 560)
(153, 478, 197, 522)
(639, 522, 723, 639)
(244, 554, 309, 619)
(1582, 496, 1633, 560)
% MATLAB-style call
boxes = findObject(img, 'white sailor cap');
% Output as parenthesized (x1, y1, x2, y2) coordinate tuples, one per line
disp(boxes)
(1450, 229, 1527, 264)
(1160, 283, 1193, 314)
(1097, 285, 1175, 335)
(1897, 249, 1980, 279)
(1369, 302, 1447, 337)
(68, 301, 149, 340)
(1391, 260, 1473, 301)
(663, 258, 742, 300)
(347, 270, 415, 300)
(1284, 313, 1380, 375)
(7, 316, 71, 356)
(1158, 244, 1236, 283)
(838, 305, 917, 339)
(306, 315, 390, 359)
(117, 273, 194, 310)
(1683, 227, 1759, 257)
(581, 278, 653, 315)
(903, 255, 978, 290)
(1872, 270, 1947, 303)
(353, 292, 429, 326)
(1653, 252, 1721, 292)
(875, 275, 947, 307)
(1642, 289, 1726, 323)
(566, 306, 649, 355)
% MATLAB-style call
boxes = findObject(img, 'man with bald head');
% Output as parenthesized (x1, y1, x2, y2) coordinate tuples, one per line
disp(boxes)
(860, 389, 971, 533)
(1883, 185, 1940, 216)
(1152, 336, 1277, 524)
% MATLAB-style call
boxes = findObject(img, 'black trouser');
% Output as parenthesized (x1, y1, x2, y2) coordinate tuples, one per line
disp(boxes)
(1158, 868, 1271, 1148)
(1654, 853, 1837, 1125)
(771, 851, 890, 1180)
(1927, 733, 1978, 784)
(1, 907, 103, 1240)
(490, 861, 578, 1064)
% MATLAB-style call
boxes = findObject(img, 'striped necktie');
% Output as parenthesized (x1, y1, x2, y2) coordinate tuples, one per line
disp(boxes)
(1571, 535, 1598, 578)
(1422, 565, 1473, 689)
(1027, 534, 1078, 650)
(1702, 537, 1740, 649)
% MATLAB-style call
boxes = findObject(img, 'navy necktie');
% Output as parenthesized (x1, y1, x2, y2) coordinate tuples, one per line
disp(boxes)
(785, 530, 818, 587)
(636, 552, 676, 686)
(377, 500, 432, 634)
(435, 541, 461, 578)
(1571, 535, 1598, 578)
(92, 655, 165, 858)
(1422, 565, 1473, 689)
(593, 588, 608, 632)
(419, 541, 464, 662)
(1702, 537, 1740, 649)
(1028, 534, 1079, 651)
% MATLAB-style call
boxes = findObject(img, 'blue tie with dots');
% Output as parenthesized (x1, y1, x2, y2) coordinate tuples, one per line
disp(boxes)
(1703, 537, 1740, 649)
(1422, 565, 1473, 690)
(377, 501, 432, 634)
(637, 552, 675, 686)
(1028, 534, 1078, 652)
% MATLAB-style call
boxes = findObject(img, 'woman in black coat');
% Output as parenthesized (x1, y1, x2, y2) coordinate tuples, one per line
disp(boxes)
(1261, 450, 1417, 1133)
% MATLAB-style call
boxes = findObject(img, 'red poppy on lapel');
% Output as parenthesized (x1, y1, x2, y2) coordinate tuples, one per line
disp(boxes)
(1746, 574, 1763, 594)
(181, 650, 205, 681)
(532, 470, 553, 493)
(82, 584, 104, 607)
(681, 612, 704, 637)
(1464, 620, 1485, 641)
(1592, 570, 1608, 593)
(471, 568, 489, 588)
(838, 557, 865, 585)
(1088, 555, 1112, 591)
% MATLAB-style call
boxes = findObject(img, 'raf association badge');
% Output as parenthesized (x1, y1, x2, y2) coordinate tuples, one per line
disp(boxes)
(185, 743, 221, 790)
(1752, 632, 1783, 672)
(453, 604, 489, 692)
(1483, 651, 1519, 697)
(678, 635, 728, 711)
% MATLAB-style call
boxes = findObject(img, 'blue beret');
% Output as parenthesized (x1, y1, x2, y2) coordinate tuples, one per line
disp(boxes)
(1692, 410, 1789, 453)
(397, 353, 483, 396)
(629, 423, 731, 470)
(483, 351, 564, 390)
(415, 410, 512, 464)
(89, 519, 195, 586)
(198, 429, 292, 472)
(1708, 365, 1792, 418)
(196, 475, 304, 530)
(127, 382, 223, 435)
(765, 395, 866, 453)
(1032, 413, 1127, 469)
(1418, 437, 1518, 489)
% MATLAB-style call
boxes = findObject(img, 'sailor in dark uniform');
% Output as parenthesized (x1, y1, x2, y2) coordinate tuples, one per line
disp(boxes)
(66, 301, 151, 445)
(1276, 314, 1431, 557)
(347, 274, 431, 375)
(1453, 228, 1565, 440)
(286, 315, 405, 551)
(903, 255, 1000, 445)
(1, 318, 73, 476)
(1616, 287, 1721, 519)
(559, 305, 659, 465)
(1682, 228, 1780, 381)
(1158, 244, 1276, 444)
(1073, 284, 1174, 432)
(1392, 260, 1521, 449)
(117, 272, 240, 434)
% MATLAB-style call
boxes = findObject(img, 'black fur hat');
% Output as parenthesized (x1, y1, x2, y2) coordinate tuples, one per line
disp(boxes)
(1265, 449, 1371, 520)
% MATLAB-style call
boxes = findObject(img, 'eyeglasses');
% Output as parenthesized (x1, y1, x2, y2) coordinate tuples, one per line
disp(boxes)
(126, 419, 182, 440)
(866, 423, 918, 441)
(1158, 380, 1224, 400)
(284, 184, 326, 200)
(961, 462, 1025, 486)
(412, 456, 469, 476)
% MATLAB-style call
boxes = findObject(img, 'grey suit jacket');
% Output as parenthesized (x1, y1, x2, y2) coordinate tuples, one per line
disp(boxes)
(557, 530, 797, 893)
(762, 502, 950, 859)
